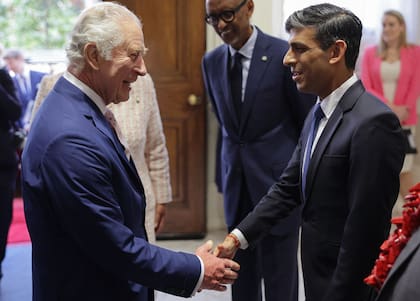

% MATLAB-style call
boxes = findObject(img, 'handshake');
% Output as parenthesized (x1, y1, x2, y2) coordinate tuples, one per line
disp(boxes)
(195, 234, 242, 292)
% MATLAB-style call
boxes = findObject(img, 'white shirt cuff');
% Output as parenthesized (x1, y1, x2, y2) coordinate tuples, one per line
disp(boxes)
(232, 228, 249, 249)
(190, 255, 204, 296)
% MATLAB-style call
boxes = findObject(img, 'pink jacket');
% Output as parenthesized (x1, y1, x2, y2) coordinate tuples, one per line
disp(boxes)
(361, 45, 420, 125)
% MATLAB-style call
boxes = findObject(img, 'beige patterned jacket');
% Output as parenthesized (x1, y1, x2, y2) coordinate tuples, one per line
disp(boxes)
(31, 72, 172, 243)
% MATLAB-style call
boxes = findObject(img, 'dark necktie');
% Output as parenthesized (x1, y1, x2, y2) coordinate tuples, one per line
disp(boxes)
(230, 52, 243, 120)
(302, 103, 324, 198)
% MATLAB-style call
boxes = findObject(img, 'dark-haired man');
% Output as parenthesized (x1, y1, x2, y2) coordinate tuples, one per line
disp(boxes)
(216, 3, 405, 301)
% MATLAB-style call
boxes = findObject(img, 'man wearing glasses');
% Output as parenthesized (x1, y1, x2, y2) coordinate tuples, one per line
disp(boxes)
(201, 1, 315, 300)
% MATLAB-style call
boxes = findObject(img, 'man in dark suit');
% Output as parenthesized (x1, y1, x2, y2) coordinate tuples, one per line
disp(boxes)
(375, 227, 420, 301)
(215, 3, 405, 301)
(0, 60, 21, 280)
(202, 1, 315, 300)
(21, 3, 239, 301)
(4, 49, 46, 130)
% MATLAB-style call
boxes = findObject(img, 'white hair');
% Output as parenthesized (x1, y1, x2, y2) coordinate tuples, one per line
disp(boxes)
(66, 2, 142, 73)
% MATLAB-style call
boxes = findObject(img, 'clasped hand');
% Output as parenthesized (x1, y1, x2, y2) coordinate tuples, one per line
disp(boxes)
(195, 240, 240, 291)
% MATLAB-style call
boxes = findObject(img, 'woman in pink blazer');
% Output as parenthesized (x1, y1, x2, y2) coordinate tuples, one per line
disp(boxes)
(361, 9, 420, 198)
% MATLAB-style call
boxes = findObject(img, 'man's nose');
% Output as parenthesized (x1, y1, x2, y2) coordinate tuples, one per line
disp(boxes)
(134, 56, 147, 76)
(283, 49, 294, 67)
(216, 18, 228, 32)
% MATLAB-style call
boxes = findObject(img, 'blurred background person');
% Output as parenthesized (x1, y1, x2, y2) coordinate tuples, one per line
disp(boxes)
(3, 48, 46, 131)
(32, 71, 171, 243)
(361, 9, 420, 198)
(0, 43, 22, 280)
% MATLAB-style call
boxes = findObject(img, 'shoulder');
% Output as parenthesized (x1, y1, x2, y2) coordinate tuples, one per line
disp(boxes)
(402, 44, 420, 56)
(255, 28, 288, 52)
(203, 44, 227, 63)
(31, 70, 47, 77)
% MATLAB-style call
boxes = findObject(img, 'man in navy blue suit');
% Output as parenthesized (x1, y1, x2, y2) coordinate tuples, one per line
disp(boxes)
(4, 49, 46, 130)
(216, 3, 405, 301)
(201, 1, 315, 300)
(21, 3, 239, 301)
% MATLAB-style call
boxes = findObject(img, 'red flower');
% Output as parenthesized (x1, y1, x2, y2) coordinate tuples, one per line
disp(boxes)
(364, 184, 420, 290)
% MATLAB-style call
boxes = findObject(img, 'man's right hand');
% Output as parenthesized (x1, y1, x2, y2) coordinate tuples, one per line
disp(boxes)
(195, 240, 240, 291)
(213, 233, 240, 259)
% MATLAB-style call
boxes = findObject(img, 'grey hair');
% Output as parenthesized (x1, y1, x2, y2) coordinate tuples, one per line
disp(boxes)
(66, 2, 142, 73)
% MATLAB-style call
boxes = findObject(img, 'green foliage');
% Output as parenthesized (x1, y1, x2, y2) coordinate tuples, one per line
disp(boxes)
(0, 0, 80, 50)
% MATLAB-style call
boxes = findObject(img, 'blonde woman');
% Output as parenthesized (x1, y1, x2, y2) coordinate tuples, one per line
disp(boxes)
(361, 10, 420, 197)
(32, 72, 172, 243)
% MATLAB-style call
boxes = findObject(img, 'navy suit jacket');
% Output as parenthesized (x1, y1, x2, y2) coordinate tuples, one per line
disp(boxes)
(13, 69, 46, 127)
(375, 228, 420, 301)
(22, 77, 201, 301)
(202, 28, 314, 233)
(236, 81, 405, 301)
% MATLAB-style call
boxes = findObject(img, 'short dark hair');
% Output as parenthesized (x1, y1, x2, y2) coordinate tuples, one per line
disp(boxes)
(285, 3, 362, 69)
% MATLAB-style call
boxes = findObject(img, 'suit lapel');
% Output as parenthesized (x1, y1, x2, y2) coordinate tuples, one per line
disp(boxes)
(92, 112, 144, 194)
(240, 29, 271, 134)
(58, 77, 145, 196)
(304, 81, 364, 198)
(378, 228, 420, 298)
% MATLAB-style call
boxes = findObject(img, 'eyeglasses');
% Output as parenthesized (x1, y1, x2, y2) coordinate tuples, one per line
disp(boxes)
(205, 0, 248, 26)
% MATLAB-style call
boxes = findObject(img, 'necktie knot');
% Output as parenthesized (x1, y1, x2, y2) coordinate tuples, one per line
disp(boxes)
(232, 52, 243, 70)
(104, 109, 117, 129)
(313, 103, 325, 123)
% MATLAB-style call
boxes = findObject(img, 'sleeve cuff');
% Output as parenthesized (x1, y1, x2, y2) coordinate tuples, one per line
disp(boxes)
(190, 255, 204, 296)
(232, 229, 249, 249)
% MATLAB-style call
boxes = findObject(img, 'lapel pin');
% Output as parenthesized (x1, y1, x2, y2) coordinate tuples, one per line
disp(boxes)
(261, 55, 268, 61)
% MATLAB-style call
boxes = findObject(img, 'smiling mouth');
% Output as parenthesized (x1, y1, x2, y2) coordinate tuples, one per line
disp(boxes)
(220, 29, 232, 37)
(291, 70, 303, 81)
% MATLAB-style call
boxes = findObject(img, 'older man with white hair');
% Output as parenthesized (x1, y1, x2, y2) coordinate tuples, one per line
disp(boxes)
(21, 3, 239, 301)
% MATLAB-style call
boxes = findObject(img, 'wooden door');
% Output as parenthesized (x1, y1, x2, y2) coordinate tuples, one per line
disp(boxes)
(114, 0, 207, 238)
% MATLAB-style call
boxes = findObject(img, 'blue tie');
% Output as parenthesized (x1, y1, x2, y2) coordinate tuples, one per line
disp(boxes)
(230, 52, 243, 120)
(302, 103, 324, 198)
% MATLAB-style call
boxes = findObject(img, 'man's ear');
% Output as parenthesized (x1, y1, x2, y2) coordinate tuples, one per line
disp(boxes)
(329, 40, 347, 65)
(84, 43, 100, 70)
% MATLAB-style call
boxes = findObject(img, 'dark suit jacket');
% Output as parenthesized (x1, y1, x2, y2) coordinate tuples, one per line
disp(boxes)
(202, 28, 314, 233)
(375, 228, 420, 301)
(236, 80, 405, 301)
(22, 77, 201, 301)
(0, 68, 21, 168)
(13, 69, 46, 127)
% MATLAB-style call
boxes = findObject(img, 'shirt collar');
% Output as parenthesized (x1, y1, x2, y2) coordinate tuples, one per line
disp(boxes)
(319, 74, 358, 118)
(229, 25, 257, 60)
(22, 66, 30, 81)
(63, 71, 107, 114)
